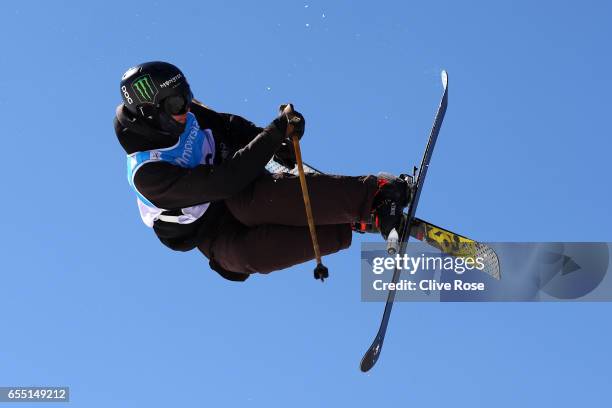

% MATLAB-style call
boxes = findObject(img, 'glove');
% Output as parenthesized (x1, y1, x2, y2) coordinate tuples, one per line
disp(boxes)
(269, 103, 306, 140)
(269, 103, 306, 169)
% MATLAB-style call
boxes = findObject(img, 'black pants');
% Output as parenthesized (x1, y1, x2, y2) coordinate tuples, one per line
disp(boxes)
(198, 172, 378, 274)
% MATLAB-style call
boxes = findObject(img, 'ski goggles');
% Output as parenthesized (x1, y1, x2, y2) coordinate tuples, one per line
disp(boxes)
(162, 92, 193, 115)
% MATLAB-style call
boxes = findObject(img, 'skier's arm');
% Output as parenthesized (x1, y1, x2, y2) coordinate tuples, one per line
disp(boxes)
(220, 112, 263, 147)
(191, 100, 263, 147)
(134, 125, 285, 209)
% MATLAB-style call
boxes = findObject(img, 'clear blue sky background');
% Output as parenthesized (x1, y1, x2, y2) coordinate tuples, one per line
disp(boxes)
(1, 0, 611, 406)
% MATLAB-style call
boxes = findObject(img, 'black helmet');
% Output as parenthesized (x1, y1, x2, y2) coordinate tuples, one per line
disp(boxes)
(120, 61, 193, 121)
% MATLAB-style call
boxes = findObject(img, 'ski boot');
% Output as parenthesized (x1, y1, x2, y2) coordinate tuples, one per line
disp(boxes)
(352, 213, 408, 235)
(353, 172, 415, 254)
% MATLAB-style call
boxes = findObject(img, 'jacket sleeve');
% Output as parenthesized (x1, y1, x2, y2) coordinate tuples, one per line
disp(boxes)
(221, 112, 264, 148)
(191, 100, 263, 149)
(134, 125, 284, 209)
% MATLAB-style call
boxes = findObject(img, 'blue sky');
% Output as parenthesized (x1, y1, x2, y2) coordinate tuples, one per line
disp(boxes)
(1, 0, 611, 406)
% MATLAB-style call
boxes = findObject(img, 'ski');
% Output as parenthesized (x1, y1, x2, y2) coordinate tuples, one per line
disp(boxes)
(360, 71, 449, 372)
(410, 217, 500, 280)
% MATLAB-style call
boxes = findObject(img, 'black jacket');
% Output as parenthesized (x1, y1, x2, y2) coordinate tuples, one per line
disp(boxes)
(114, 100, 285, 251)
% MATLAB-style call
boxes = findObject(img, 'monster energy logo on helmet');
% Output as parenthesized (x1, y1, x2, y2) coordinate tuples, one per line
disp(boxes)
(131, 74, 159, 103)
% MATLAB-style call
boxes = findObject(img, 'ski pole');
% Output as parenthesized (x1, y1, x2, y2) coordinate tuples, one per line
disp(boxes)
(282, 104, 329, 281)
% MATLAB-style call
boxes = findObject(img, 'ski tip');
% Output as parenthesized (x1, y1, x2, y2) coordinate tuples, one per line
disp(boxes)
(360, 340, 383, 372)
(360, 352, 377, 373)
(441, 70, 448, 89)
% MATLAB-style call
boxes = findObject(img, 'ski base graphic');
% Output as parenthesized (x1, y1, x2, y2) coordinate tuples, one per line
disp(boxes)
(410, 217, 500, 280)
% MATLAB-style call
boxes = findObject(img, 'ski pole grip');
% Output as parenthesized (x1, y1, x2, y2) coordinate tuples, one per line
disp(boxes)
(280, 103, 293, 114)
(281, 103, 298, 136)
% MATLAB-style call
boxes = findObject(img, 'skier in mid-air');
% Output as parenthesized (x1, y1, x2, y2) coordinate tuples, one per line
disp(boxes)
(114, 61, 412, 281)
